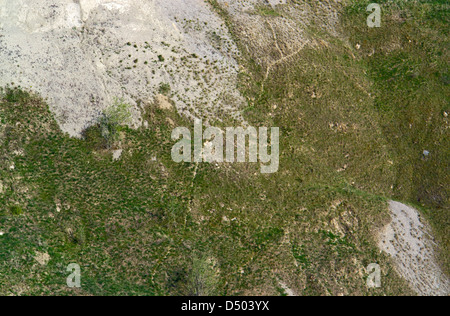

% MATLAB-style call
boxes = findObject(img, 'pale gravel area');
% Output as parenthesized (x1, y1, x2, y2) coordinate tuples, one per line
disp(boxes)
(278, 281, 295, 296)
(378, 201, 450, 296)
(0, 0, 246, 137)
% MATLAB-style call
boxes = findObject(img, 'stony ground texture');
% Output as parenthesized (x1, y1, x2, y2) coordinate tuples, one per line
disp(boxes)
(0, 0, 246, 136)
(379, 201, 450, 296)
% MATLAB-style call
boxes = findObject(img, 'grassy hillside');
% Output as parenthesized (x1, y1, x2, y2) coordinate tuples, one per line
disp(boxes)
(342, 0, 449, 273)
(0, 0, 447, 296)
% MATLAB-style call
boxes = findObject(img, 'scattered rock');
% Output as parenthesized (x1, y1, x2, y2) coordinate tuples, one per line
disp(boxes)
(337, 164, 348, 172)
(112, 149, 123, 161)
(13, 149, 24, 156)
(378, 201, 450, 296)
(34, 251, 51, 266)
(55, 198, 62, 213)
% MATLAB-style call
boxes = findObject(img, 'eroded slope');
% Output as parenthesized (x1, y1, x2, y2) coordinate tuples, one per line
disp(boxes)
(0, 0, 245, 136)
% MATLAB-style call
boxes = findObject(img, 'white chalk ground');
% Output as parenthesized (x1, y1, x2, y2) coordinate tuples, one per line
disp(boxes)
(0, 0, 246, 136)
(0, 0, 341, 137)
(379, 201, 450, 296)
(278, 281, 295, 296)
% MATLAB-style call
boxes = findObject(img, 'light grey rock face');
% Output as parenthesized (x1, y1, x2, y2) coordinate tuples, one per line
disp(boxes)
(0, 0, 245, 137)
(379, 201, 450, 296)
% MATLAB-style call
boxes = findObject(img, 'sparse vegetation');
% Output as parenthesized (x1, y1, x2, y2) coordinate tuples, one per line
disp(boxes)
(185, 256, 220, 296)
(0, 0, 447, 296)
(159, 83, 171, 96)
(256, 6, 281, 17)
(98, 98, 132, 149)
